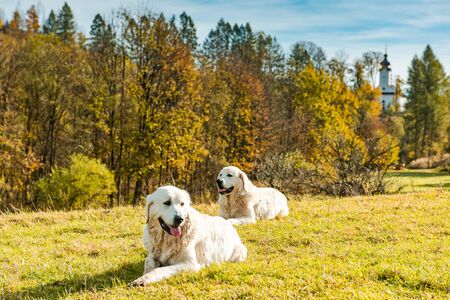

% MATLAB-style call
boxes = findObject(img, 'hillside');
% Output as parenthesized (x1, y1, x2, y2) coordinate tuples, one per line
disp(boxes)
(1, 191, 449, 299)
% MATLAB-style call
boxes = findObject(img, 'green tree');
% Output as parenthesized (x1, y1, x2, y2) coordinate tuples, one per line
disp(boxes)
(56, 2, 76, 43)
(404, 45, 449, 162)
(404, 56, 424, 159)
(255, 33, 285, 78)
(230, 23, 257, 66)
(420, 46, 449, 160)
(203, 18, 232, 62)
(89, 14, 106, 48)
(43, 10, 57, 34)
(179, 12, 198, 51)
(35, 154, 116, 209)
(288, 41, 326, 73)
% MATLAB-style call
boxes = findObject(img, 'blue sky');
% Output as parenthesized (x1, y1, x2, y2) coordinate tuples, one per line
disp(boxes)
(1, 0, 449, 81)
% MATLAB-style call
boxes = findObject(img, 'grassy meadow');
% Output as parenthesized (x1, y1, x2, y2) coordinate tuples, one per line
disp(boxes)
(386, 169, 450, 193)
(1, 171, 449, 299)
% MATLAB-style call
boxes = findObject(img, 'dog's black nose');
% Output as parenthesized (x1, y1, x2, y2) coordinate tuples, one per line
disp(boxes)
(173, 215, 184, 227)
(216, 179, 223, 188)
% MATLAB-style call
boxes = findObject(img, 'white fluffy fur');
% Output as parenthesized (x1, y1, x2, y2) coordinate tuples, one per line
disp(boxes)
(132, 185, 247, 286)
(217, 166, 289, 225)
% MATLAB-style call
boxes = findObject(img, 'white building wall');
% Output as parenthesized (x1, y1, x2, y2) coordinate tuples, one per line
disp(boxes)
(379, 68, 396, 111)
(380, 69, 390, 88)
(381, 94, 394, 110)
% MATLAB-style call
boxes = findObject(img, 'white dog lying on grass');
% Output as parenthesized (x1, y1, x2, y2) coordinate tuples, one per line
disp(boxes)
(132, 185, 247, 286)
(216, 166, 289, 225)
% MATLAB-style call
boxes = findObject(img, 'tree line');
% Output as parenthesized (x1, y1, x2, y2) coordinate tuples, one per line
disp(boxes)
(0, 3, 448, 210)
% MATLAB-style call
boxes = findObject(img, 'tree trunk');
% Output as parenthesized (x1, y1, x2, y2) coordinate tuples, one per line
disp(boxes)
(133, 178, 142, 205)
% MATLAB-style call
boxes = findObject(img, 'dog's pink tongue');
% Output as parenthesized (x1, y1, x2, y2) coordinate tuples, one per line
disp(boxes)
(170, 226, 182, 238)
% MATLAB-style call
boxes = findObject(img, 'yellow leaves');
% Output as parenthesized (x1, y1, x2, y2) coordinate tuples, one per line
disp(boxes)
(292, 65, 361, 160)
(355, 82, 382, 118)
(123, 14, 207, 178)
(368, 100, 382, 118)
(290, 65, 399, 171)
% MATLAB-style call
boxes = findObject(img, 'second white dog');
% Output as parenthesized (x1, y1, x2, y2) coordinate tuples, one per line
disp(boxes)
(216, 166, 289, 225)
(132, 185, 247, 286)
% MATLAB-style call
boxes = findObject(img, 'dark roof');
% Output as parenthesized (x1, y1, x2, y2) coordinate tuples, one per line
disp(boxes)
(380, 53, 391, 70)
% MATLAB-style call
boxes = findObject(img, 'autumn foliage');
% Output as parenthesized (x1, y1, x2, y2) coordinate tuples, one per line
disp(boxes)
(0, 3, 446, 209)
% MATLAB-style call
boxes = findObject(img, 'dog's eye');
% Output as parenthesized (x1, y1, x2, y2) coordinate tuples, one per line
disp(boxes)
(227, 174, 233, 177)
(163, 200, 171, 206)
(180, 202, 185, 206)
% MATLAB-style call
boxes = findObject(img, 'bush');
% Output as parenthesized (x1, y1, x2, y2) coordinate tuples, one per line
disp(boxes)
(255, 133, 398, 196)
(34, 154, 116, 210)
(408, 154, 450, 169)
(254, 150, 306, 193)
(306, 135, 394, 196)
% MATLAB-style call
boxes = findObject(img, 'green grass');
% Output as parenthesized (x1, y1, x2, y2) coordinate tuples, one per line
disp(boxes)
(1, 191, 449, 299)
(386, 169, 450, 192)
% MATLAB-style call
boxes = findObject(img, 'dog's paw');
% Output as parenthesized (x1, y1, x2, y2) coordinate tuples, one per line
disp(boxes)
(131, 272, 163, 286)
(131, 275, 149, 287)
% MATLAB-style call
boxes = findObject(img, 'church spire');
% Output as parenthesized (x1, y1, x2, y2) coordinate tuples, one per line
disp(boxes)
(379, 49, 395, 112)
(380, 52, 391, 71)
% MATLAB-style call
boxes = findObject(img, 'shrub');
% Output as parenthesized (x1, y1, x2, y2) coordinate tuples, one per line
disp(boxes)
(34, 154, 116, 210)
(307, 134, 396, 196)
(254, 150, 306, 193)
(408, 154, 450, 169)
(255, 133, 398, 196)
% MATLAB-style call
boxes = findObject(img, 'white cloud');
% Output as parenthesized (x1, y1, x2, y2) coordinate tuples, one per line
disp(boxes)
(1, 0, 449, 78)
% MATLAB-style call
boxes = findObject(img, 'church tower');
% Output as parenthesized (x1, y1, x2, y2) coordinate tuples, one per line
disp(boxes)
(379, 53, 395, 111)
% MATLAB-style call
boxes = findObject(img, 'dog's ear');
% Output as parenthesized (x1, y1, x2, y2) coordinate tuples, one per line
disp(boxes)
(145, 195, 153, 224)
(180, 189, 191, 205)
(239, 171, 251, 192)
